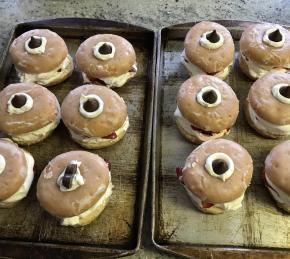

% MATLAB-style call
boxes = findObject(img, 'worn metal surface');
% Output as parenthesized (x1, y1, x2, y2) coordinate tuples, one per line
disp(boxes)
(0, 18, 155, 258)
(152, 20, 290, 258)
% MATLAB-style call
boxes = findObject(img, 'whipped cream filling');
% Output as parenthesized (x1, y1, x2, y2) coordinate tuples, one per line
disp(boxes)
(70, 116, 129, 147)
(0, 150, 34, 205)
(240, 53, 290, 79)
(0, 155, 6, 175)
(174, 107, 228, 141)
(57, 160, 85, 192)
(184, 185, 244, 211)
(10, 111, 61, 143)
(61, 173, 113, 226)
(265, 174, 290, 207)
(205, 153, 234, 181)
(82, 63, 137, 88)
(93, 42, 116, 61)
(247, 103, 290, 136)
(263, 28, 285, 48)
(7, 93, 33, 115)
(199, 31, 224, 49)
(181, 50, 231, 79)
(25, 36, 47, 55)
(17, 55, 73, 86)
(79, 94, 104, 119)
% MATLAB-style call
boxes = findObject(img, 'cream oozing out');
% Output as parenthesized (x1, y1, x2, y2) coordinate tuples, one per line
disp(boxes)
(10, 110, 61, 144)
(174, 107, 228, 141)
(70, 116, 130, 148)
(184, 185, 244, 211)
(247, 102, 290, 136)
(180, 149, 244, 211)
(17, 55, 73, 86)
(181, 50, 232, 79)
(82, 63, 137, 88)
(0, 150, 34, 205)
(181, 50, 206, 75)
(61, 173, 113, 226)
(265, 174, 290, 207)
(0, 155, 6, 175)
(239, 53, 290, 79)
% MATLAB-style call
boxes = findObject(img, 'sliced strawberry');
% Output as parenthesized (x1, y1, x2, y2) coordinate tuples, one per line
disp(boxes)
(88, 76, 106, 86)
(104, 159, 111, 170)
(190, 125, 213, 136)
(103, 132, 117, 139)
(176, 167, 183, 177)
(202, 201, 214, 208)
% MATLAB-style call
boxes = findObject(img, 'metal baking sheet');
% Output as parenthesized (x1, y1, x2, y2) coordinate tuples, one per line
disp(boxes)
(0, 18, 156, 258)
(152, 20, 290, 258)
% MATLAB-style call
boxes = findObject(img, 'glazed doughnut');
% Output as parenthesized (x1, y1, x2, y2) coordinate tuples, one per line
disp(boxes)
(61, 84, 129, 149)
(182, 21, 234, 80)
(264, 141, 290, 213)
(174, 75, 239, 143)
(76, 34, 137, 88)
(179, 139, 253, 214)
(239, 23, 290, 80)
(245, 72, 290, 138)
(0, 139, 34, 208)
(9, 29, 73, 86)
(0, 83, 60, 145)
(37, 151, 112, 226)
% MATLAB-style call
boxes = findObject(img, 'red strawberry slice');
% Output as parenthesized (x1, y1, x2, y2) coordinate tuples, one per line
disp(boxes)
(190, 125, 213, 135)
(202, 202, 214, 208)
(103, 132, 117, 139)
(104, 159, 111, 170)
(176, 167, 183, 177)
(88, 76, 106, 86)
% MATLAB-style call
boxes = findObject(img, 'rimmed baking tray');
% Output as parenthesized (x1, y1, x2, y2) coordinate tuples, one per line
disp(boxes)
(0, 18, 156, 258)
(152, 20, 290, 258)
